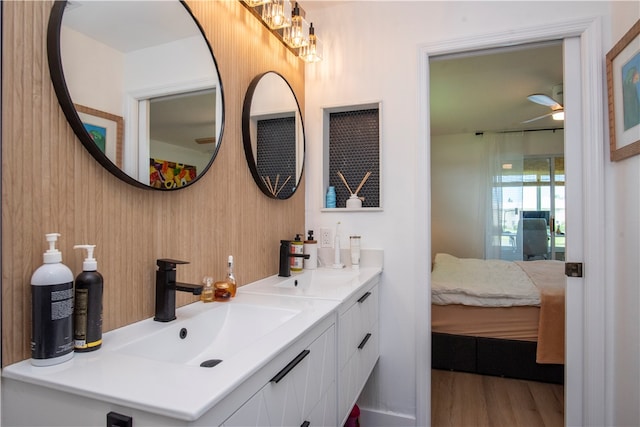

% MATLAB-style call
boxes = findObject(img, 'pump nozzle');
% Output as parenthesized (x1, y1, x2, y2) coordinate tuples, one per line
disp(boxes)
(43, 233, 63, 264)
(45, 233, 61, 250)
(74, 244, 97, 271)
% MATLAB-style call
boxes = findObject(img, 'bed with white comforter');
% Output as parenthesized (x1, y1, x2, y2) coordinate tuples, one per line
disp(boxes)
(430, 252, 566, 376)
(431, 253, 541, 307)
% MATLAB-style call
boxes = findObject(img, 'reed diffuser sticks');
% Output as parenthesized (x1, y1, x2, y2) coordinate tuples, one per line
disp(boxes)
(337, 171, 371, 196)
(274, 175, 291, 197)
(354, 171, 371, 195)
(261, 174, 291, 197)
(337, 171, 353, 194)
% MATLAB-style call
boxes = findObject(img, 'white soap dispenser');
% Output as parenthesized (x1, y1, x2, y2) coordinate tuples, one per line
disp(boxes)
(30, 233, 75, 366)
(304, 230, 318, 270)
(73, 244, 104, 352)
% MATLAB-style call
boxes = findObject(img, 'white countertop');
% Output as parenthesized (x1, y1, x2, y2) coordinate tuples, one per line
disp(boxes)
(238, 266, 382, 301)
(2, 264, 382, 422)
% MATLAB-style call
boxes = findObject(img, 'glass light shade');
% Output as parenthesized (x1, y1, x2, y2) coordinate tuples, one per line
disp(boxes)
(262, 0, 292, 30)
(552, 111, 565, 121)
(283, 14, 309, 48)
(300, 23, 322, 63)
(245, 0, 271, 6)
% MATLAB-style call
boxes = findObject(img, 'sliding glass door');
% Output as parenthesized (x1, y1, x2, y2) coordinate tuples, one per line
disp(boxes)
(522, 156, 565, 260)
(489, 152, 565, 261)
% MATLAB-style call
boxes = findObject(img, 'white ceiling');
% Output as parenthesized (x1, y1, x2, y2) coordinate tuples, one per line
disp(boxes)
(64, 1, 196, 53)
(429, 41, 564, 136)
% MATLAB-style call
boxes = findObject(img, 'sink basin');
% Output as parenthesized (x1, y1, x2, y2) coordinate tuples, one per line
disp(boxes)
(275, 269, 358, 289)
(2, 292, 340, 422)
(239, 267, 378, 300)
(109, 302, 300, 366)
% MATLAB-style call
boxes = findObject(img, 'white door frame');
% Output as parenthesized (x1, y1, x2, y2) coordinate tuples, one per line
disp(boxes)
(416, 17, 605, 427)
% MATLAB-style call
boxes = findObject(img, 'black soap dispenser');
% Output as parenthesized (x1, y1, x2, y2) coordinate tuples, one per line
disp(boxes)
(73, 244, 104, 352)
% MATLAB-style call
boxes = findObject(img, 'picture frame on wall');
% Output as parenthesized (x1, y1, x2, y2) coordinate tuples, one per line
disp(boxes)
(75, 104, 123, 167)
(607, 19, 640, 162)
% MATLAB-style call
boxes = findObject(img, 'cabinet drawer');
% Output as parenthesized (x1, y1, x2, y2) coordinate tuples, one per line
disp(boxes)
(338, 323, 379, 423)
(338, 284, 379, 368)
(264, 323, 335, 426)
(307, 382, 337, 427)
(223, 324, 335, 427)
(222, 388, 270, 427)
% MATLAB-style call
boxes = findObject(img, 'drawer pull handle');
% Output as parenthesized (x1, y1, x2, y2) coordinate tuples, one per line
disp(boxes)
(357, 292, 372, 303)
(358, 333, 372, 350)
(270, 349, 310, 383)
(301, 421, 311, 427)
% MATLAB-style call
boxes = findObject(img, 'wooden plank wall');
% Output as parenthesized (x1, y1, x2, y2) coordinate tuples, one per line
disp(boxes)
(1, 0, 306, 367)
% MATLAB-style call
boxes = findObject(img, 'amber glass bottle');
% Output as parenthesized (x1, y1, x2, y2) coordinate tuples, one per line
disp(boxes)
(226, 255, 237, 297)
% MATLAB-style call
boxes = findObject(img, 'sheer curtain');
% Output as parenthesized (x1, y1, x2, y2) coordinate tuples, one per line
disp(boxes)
(484, 132, 526, 260)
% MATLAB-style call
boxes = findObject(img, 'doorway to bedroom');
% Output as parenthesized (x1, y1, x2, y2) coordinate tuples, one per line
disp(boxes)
(429, 41, 566, 425)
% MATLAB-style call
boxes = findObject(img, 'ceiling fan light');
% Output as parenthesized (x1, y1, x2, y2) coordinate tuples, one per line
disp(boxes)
(552, 111, 564, 121)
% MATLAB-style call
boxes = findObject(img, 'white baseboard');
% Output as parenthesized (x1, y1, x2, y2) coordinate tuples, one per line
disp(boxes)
(358, 407, 416, 427)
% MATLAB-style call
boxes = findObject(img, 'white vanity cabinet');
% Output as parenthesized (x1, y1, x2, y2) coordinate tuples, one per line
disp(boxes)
(337, 279, 380, 425)
(2, 315, 337, 427)
(222, 323, 336, 427)
(3, 264, 382, 427)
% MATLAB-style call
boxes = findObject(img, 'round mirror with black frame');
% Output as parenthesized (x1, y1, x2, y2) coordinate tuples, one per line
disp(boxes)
(242, 72, 305, 200)
(47, 0, 224, 190)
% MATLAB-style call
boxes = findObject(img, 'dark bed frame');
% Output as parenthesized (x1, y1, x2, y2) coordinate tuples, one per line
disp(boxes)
(432, 332, 564, 384)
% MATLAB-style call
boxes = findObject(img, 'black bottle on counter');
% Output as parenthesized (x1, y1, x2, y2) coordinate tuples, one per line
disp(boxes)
(73, 245, 103, 352)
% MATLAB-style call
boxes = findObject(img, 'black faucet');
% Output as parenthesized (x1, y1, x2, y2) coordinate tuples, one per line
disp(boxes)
(154, 259, 203, 322)
(279, 240, 310, 277)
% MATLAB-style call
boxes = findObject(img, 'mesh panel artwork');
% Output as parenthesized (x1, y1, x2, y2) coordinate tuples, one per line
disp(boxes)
(257, 117, 296, 198)
(329, 108, 379, 207)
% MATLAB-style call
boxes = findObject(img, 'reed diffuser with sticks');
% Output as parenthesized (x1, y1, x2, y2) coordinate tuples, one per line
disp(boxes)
(337, 171, 371, 208)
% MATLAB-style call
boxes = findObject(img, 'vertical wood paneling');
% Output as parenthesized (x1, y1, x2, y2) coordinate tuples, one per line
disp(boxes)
(2, 0, 305, 366)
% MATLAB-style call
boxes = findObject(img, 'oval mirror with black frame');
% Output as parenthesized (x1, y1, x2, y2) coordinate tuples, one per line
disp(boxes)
(242, 72, 305, 199)
(47, 0, 224, 190)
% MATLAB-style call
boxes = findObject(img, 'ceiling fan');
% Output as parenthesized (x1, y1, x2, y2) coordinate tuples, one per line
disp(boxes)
(522, 84, 564, 123)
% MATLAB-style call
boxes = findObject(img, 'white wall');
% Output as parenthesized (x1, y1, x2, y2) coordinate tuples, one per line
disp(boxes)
(124, 36, 214, 92)
(606, 3, 640, 425)
(304, 1, 625, 424)
(431, 133, 487, 259)
(61, 27, 124, 115)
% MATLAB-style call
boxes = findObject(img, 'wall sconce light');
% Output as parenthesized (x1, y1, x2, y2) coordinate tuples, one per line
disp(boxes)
(282, 2, 309, 49)
(299, 22, 323, 63)
(245, 0, 271, 6)
(242, 0, 322, 62)
(262, 0, 292, 30)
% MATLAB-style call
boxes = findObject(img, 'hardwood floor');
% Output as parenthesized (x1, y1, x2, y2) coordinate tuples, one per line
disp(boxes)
(431, 369, 564, 427)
